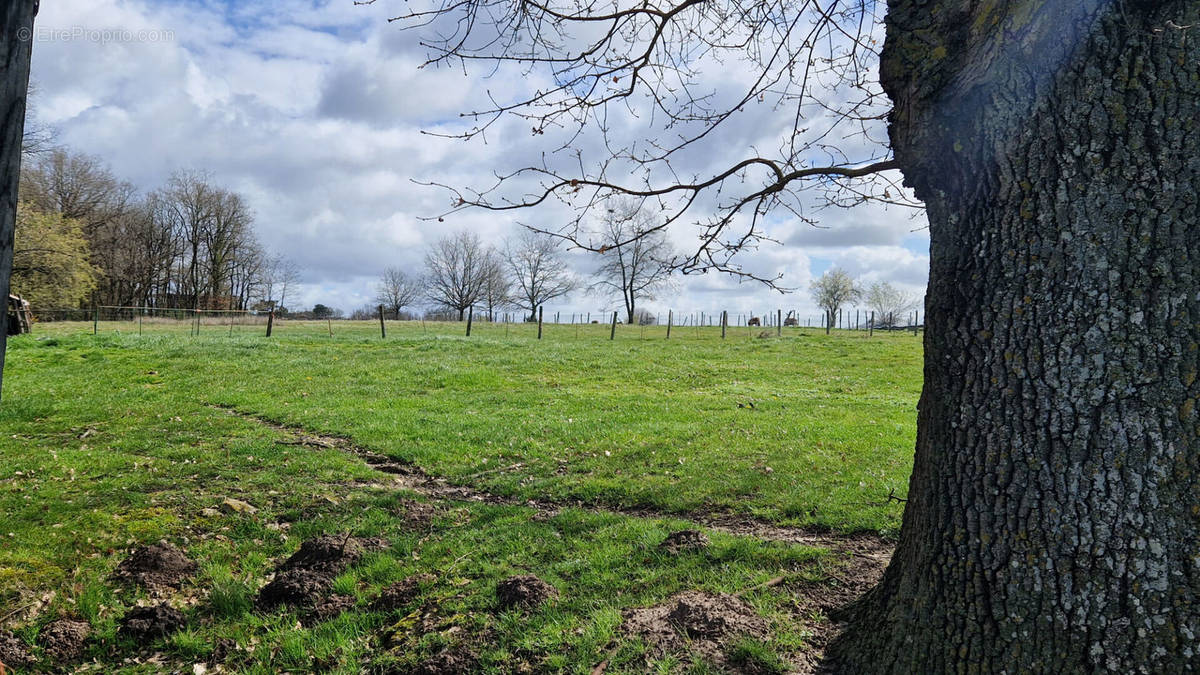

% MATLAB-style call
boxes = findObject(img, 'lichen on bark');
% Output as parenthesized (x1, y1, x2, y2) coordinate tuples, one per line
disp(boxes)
(828, 0, 1200, 671)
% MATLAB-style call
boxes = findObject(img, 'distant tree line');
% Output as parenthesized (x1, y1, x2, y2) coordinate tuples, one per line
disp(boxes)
(369, 199, 676, 323)
(13, 147, 297, 312)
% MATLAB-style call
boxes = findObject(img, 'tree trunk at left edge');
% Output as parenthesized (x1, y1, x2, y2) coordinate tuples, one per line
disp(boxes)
(0, 1, 37, 402)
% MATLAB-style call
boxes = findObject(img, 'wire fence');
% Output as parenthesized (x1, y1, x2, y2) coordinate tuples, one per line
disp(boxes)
(19, 304, 924, 341)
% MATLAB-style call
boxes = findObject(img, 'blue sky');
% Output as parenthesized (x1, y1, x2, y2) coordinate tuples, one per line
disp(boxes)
(28, 0, 929, 321)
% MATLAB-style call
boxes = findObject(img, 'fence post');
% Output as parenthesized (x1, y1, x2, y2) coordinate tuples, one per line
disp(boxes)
(869, 311, 874, 338)
(327, 317, 333, 338)
(93, 305, 98, 335)
(777, 309, 782, 337)
(667, 310, 673, 339)
(230, 311, 236, 337)
(721, 310, 727, 339)
(913, 311, 919, 336)
(610, 311, 617, 340)
(378, 305, 386, 338)
(466, 305, 474, 336)
(266, 309, 274, 337)
(537, 306, 544, 340)
(555, 311, 559, 324)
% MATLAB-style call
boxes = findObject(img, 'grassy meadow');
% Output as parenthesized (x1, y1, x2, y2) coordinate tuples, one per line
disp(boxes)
(0, 320, 922, 673)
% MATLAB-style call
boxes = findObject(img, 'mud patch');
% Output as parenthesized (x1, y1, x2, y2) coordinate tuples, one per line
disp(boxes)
(112, 542, 198, 591)
(257, 568, 335, 609)
(0, 631, 35, 669)
(373, 574, 436, 612)
(118, 604, 187, 641)
(621, 591, 769, 667)
(496, 575, 558, 610)
(39, 618, 91, 662)
(659, 529, 710, 553)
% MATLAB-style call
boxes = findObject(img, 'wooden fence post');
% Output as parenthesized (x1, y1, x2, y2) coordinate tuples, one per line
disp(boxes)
(869, 311, 874, 337)
(721, 310, 727, 339)
(92, 305, 98, 335)
(466, 305, 474, 336)
(667, 310, 672, 339)
(327, 317, 333, 337)
(777, 309, 782, 337)
(537, 306, 544, 340)
(610, 311, 617, 340)
(266, 310, 274, 337)
(378, 305, 386, 338)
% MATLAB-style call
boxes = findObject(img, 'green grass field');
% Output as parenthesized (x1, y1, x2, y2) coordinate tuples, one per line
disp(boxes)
(0, 321, 921, 673)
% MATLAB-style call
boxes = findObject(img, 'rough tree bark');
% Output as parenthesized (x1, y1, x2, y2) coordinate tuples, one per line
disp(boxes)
(828, 1, 1200, 671)
(0, 1, 38, 401)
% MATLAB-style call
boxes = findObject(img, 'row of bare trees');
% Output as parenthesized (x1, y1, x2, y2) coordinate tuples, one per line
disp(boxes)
(376, 199, 676, 323)
(810, 268, 921, 334)
(17, 148, 298, 311)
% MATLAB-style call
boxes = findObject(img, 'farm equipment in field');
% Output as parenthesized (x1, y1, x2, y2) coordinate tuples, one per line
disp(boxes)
(6, 294, 31, 335)
(783, 311, 798, 327)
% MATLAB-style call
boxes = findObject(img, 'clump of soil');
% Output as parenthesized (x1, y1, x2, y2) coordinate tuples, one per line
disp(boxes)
(660, 529, 710, 553)
(257, 568, 335, 609)
(209, 637, 236, 664)
(118, 604, 187, 641)
(412, 644, 477, 675)
(278, 534, 363, 577)
(112, 542, 198, 591)
(39, 618, 91, 662)
(496, 575, 558, 610)
(621, 591, 769, 667)
(373, 574, 436, 612)
(0, 631, 35, 669)
(306, 594, 357, 625)
(258, 534, 373, 610)
(397, 500, 439, 530)
(669, 592, 767, 640)
(356, 536, 390, 552)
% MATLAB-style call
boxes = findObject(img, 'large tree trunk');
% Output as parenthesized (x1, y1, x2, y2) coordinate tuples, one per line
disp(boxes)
(0, 2, 38, 401)
(828, 1, 1200, 670)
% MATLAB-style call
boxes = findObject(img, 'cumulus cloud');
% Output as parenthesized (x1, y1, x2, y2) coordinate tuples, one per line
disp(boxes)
(28, 0, 928, 317)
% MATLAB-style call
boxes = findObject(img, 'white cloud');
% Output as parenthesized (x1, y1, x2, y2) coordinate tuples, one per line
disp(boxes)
(29, 0, 928, 317)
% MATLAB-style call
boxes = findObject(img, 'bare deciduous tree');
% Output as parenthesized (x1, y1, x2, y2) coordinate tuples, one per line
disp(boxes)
(589, 200, 674, 325)
(864, 281, 918, 329)
(809, 268, 860, 335)
(375, 266, 421, 319)
(424, 230, 488, 320)
(258, 254, 300, 312)
(478, 247, 512, 321)
(506, 229, 577, 322)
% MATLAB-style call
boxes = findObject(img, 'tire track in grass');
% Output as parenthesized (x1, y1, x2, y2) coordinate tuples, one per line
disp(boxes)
(212, 405, 894, 563)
